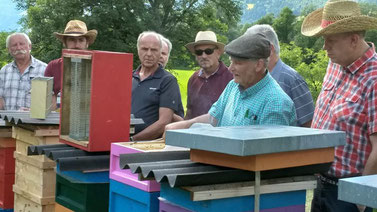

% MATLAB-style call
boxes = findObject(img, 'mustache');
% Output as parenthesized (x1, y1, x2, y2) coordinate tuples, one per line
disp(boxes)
(11, 50, 29, 55)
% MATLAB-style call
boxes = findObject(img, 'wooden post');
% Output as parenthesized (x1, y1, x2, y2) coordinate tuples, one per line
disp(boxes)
(254, 171, 260, 212)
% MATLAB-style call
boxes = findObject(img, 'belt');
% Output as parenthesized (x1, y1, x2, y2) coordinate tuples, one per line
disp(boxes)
(318, 174, 338, 186)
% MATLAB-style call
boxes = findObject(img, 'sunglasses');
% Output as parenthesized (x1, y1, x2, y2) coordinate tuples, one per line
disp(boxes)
(194, 48, 217, 56)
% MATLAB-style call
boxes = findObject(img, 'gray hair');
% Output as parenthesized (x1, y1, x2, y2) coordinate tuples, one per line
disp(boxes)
(137, 31, 162, 51)
(246, 24, 280, 55)
(6, 33, 32, 48)
(161, 36, 172, 57)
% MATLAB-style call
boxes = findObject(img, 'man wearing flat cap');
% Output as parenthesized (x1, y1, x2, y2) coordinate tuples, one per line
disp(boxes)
(165, 33, 296, 131)
(44, 20, 97, 109)
(301, 0, 377, 211)
(184, 31, 233, 119)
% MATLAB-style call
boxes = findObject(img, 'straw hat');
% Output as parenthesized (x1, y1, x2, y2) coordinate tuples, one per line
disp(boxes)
(54, 20, 98, 45)
(301, 0, 377, 37)
(185, 31, 225, 54)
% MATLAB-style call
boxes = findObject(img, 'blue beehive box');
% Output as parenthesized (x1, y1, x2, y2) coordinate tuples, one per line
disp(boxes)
(160, 183, 306, 212)
(109, 179, 160, 212)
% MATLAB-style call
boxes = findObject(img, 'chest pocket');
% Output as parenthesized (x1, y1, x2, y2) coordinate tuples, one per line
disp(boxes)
(331, 92, 366, 126)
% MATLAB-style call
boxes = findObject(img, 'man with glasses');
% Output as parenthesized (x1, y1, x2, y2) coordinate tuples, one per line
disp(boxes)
(165, 32, 296, 131)
(184, 31, 233, 119)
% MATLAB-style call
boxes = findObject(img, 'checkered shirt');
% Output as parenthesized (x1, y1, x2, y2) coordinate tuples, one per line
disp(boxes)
(312, 43, 377, 178)
(0, 56, 47, 110)
(209, 72, 297, 127)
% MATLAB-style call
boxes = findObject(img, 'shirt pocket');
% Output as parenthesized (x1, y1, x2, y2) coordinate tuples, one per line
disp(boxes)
(332, 93, 366, 127)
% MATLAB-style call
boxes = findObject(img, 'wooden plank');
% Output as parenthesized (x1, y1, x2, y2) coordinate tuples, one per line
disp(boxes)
(30, 77, 53, 119)
(183, 176, 316, 201)
(14, 153, 56, 198)
(190, 147, 334, 171)
(0, 137, 16, 148)
(34, 129, 60, 137)
(254, 171, 260, 212)
(60, 135, 89, 147)
(63, 53, 92, 59)
(0, 127, 12, 138)
(13, 185, 55, 205)
(14, 151, 55, 169)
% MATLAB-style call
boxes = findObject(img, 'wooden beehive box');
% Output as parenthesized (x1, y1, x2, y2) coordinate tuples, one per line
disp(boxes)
(59, 49, 133, 152)
(166, 125, 346, 171)
(30, 77, 53, 119)
(12, 125, 59, 212)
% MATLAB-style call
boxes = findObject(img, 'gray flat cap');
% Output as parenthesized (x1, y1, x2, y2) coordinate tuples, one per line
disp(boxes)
(225, 32, 271, 60)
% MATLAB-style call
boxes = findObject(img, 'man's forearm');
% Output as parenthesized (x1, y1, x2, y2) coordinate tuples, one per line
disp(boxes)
(133, 119, 168, 141)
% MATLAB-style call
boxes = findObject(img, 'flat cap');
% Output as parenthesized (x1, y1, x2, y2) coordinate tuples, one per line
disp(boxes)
(225, 32, 271, 60)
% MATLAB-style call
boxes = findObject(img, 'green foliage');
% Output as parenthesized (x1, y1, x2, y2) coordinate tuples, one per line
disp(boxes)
(272, 7, 296, 43)
(280, 42, 328, 102)
(0, 32, 12, 69)
(14, 0, 242, 69)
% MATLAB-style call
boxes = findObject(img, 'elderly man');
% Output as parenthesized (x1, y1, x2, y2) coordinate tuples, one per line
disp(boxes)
(131, 31, 184, 141)
(44, 20, 97, 109)
(184, 31, 233, 119)
(0, 33, 46, 110)
(165, 32, 296, 131)
(301, 0, 377, 211)
(246, 25, 314, 127)
(159, 35, 172, 68)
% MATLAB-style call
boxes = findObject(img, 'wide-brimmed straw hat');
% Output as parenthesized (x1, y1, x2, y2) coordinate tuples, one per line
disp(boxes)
(185, 31, 225, 54)
(301, 0, 377, 37)
(54, 20, 98, 45)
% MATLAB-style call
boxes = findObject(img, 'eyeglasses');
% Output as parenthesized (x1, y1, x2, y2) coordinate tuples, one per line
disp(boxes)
(194, 48, 217, 56)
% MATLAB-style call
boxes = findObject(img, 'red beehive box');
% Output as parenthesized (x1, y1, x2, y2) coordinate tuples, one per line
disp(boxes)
(59, 49, 133, 152)
(0, 135, 15, 209)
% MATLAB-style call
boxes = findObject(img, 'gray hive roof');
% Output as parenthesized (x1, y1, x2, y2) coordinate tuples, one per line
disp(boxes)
(28, 144, 110, 171)
(119, 151, 331, 188)
(0, 111, 60, 125)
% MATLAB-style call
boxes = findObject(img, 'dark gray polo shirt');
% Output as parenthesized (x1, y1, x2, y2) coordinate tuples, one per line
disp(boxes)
(131, 65, 184, 134)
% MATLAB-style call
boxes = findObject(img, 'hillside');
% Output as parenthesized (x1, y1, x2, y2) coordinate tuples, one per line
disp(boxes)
(241, 0, 377, 23)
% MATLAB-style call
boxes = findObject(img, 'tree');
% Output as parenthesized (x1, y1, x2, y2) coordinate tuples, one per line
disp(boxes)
(14, 0, 242, 69)
(0, 32, 12, 69)
(272, 7, 296, 43)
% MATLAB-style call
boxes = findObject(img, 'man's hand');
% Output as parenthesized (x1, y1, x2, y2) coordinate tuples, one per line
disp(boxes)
(357, 204, 366, 212)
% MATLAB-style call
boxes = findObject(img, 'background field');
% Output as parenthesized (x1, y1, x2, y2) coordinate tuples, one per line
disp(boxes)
(169, 69, 195, 114)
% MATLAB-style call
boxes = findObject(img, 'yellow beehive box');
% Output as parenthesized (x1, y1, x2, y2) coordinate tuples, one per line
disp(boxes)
(30, 77, 53, 119)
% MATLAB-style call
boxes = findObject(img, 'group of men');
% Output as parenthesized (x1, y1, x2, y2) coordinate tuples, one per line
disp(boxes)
(0, 0, 376, 211)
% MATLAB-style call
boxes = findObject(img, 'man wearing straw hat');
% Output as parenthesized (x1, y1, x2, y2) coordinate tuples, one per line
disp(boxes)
(44, 20, 97, 109)
(184, 31, 233, 119)
(301, 0, 377, 211)
(165, 32, 296, 130)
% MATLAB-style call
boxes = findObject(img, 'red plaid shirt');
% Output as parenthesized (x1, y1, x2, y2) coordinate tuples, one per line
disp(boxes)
(312, 43, 377, 178)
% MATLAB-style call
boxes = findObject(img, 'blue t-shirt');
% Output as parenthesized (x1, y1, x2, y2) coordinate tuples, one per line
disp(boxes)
(270, 59, 314, 126)
(209, 72, 296, 127)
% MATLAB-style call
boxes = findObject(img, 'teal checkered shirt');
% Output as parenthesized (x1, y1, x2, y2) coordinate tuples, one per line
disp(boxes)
(209, 72, 297, 126)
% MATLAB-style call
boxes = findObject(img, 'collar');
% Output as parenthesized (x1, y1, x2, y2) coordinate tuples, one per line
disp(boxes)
(133, 64, 164, 80)
(11, 55, 35, 74)
(239, 71, 271, 99)
(270, 58, 283, 74)
(345, 42, 376, 75)
(198, 61, 225, 78)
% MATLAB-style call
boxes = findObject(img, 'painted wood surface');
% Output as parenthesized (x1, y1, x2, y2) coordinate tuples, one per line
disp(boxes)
(338, 175, 377, 209)
(166, 125, 346, 156)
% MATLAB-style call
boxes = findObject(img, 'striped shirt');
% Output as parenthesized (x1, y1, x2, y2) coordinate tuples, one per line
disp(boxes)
(209, 72, 296, 127)
(0, 56, 47, 110)
(270, 59, 314, 126)
(312, 43, 377, 178)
